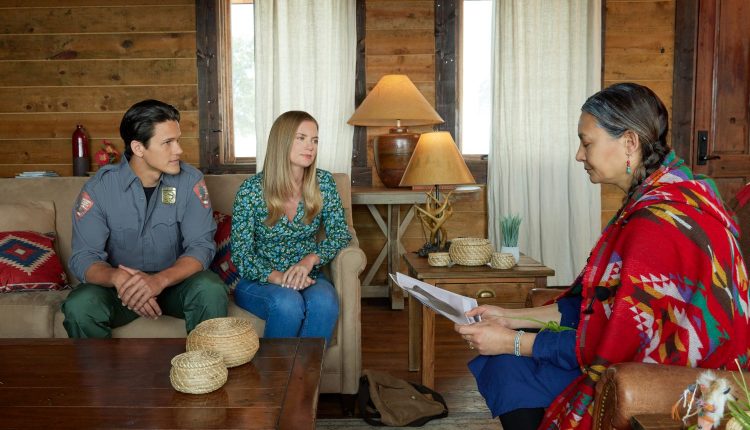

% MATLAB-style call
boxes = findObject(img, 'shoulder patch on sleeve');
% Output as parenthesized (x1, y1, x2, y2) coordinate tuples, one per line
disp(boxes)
(75, 191, 94, 220)
(193, 179, 210, 208)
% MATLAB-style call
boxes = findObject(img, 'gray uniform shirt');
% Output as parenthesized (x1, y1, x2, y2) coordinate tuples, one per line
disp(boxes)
(69, 158, 216, 283)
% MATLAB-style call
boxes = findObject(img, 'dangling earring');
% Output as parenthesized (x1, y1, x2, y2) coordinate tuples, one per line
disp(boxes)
(626, 154, 632, 175)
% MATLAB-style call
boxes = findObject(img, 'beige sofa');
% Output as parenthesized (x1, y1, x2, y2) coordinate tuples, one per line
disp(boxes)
(0, 173, 366, 395)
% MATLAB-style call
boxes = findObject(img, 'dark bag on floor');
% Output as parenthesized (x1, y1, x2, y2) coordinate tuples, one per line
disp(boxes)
(357, 369, 448, 427)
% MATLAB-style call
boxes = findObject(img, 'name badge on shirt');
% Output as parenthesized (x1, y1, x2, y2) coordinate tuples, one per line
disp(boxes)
(161, 187, 177, 204)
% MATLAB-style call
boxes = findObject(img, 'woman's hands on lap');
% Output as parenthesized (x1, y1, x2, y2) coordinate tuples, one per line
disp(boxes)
(456, 305, 522, 355)
(269, 254, 320, 290)
(454, 304, 558, 356)
(465, 305, 546, 329)
(466, 305, 518, 329)
(455, 319, 517, 355)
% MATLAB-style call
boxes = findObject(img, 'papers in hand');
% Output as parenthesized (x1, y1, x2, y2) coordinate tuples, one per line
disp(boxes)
(390, 272, 480, 325)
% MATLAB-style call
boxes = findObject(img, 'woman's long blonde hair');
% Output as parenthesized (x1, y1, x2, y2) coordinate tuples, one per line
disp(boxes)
(262, 111, 322, 226)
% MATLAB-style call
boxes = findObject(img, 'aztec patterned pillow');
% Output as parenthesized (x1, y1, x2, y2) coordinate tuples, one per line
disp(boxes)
(210, 211, 240, 290)
(0, 231, 69, 292)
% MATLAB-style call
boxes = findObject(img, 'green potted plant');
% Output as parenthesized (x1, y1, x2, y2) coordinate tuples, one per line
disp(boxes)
(726, 363, 750, 429)
(500, 214, 522, 263)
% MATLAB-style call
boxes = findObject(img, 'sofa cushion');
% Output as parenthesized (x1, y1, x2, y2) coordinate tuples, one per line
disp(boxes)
(0, 231, 69, 292)
(0, 201, 56, 233)
(210, 211, 241, 289)
(0, 289, 69, 338)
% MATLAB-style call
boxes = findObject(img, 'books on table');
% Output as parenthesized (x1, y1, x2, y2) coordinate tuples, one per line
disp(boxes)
(15, 171, 59, 178)
(389, 272, 480, 325)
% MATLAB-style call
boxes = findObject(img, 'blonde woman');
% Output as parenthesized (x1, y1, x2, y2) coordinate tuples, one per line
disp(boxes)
(230, 111, 351, 345)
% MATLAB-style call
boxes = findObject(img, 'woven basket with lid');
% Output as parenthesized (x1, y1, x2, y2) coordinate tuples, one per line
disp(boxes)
(428, 252, 451, 267)
(449, 237, 493, 266)
(170, 349, 228, 394)
(186, 317, 259, 368)
(491, 252, 516, 269)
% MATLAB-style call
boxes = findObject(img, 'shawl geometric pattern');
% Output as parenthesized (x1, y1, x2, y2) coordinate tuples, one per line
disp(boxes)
(540, 152, 750, 430)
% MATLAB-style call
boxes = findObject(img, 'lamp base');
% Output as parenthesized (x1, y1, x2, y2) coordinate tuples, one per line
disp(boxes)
(416, 240, 451, 257)
(414, 188, 454, 256)
(373, 128, 419, 188)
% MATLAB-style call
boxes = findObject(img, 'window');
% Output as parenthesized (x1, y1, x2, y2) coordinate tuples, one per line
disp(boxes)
(434, 0, 489, 183)
(230, 1, 256, 158)
(196, 0, 256, 172)
(200, 0, 486, 178)
(459, 0, 492, 155)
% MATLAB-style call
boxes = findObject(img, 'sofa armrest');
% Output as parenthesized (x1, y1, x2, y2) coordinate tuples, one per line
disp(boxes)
(328, 233, 366, 394)
(593, 362, 741, 429)
(346, 225, 360, 249)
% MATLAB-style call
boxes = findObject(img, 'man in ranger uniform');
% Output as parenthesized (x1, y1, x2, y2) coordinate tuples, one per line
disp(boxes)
(62, 99, 228, 338)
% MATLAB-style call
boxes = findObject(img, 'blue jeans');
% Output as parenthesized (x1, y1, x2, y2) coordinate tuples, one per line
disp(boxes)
(234, 275, 339, 345)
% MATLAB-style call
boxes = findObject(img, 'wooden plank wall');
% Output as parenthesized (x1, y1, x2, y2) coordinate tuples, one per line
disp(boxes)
(0, 0, 199, 178)
(0, 1, 676, 288)
(600, 0, 676, 225)
(359, 0, 487, 287)
(364, 0, 437, 186)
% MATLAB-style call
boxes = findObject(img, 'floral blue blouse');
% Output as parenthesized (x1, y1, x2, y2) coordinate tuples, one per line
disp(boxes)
(230, 169, 352, 282)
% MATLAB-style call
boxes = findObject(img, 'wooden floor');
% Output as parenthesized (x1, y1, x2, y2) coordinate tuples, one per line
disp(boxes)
(317, 298, 490, 419)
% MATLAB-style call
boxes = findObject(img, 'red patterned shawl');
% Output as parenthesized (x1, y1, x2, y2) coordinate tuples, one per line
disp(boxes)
(540, 152, 750, 429)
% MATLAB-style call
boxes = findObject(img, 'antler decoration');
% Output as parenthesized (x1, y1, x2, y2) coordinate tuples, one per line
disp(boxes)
(414, 190, 454, 250)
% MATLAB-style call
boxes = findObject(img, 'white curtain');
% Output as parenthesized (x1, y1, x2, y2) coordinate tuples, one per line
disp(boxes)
(254, 0, 356, 174)
(487, 0, 602, 285)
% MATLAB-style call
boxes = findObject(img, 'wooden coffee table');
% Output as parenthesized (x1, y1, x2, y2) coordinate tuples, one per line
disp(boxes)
(0, 337, 324, 429)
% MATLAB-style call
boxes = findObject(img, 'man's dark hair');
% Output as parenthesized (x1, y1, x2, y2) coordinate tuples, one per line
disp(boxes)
(120, 99, 180, 158)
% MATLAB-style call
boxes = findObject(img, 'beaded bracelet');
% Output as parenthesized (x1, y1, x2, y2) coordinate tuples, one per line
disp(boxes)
(514, 330, 525, 356)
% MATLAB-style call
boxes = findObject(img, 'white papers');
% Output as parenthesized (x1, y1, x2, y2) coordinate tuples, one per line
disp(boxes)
(390, 272, 480, 325)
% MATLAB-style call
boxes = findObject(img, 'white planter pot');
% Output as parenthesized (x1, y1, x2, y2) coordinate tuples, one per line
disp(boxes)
(500, 246, 520, 263)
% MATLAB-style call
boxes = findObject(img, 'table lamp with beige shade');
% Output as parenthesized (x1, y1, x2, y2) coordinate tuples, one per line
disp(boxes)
(347, 74, 444, 187)
(399, 131, 475, 256)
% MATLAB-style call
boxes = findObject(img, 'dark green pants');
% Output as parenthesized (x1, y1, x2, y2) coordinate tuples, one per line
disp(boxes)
(62, 270, 229, 338)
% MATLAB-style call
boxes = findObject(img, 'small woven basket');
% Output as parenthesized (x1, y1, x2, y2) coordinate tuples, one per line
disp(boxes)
(170, 350, 228, 394)
(428, 252, 451, 267)
(186, 317, 259, 368)
(491, 252, 516, 269)
(449, 237, 493, 266)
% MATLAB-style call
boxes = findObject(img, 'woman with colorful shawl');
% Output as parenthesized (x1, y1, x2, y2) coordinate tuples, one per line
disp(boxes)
(454, 83, 749, 430)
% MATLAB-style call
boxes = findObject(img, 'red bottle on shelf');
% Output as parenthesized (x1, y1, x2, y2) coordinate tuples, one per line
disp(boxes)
(72, 124, 90, 176)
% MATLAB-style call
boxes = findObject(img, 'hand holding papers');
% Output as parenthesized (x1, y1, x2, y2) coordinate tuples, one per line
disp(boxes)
(390, 273, 480, 325)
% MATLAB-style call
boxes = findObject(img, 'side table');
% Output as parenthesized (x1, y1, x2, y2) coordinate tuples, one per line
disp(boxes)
(403, 252, 555, 388)
(352, 187, 428, 309)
